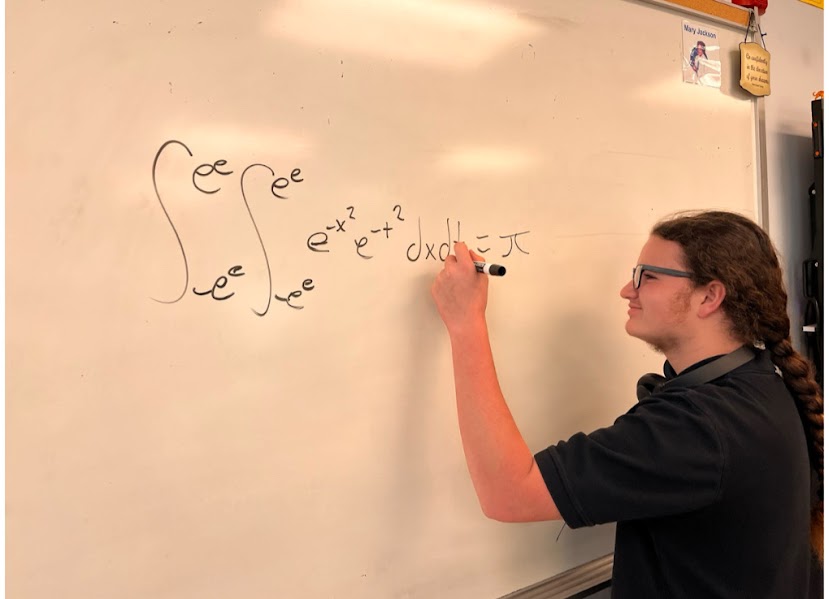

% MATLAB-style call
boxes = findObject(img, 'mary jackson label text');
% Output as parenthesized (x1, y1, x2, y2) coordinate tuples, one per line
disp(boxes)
(683, 23, 717, 39)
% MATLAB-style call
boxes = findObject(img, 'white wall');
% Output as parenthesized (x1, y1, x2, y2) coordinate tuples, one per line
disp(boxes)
(762, 0, 824, 352)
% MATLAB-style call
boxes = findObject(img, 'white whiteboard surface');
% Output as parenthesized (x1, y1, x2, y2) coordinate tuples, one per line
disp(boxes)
(7, 1, 757, 598)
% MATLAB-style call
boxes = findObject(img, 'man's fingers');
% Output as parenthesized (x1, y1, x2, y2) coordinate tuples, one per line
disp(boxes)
(453, 241, 474, 266)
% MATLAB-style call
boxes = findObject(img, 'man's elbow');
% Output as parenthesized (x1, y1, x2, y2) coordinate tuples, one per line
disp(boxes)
(473, 463, 563, 522)
(482, 506, 529, 523)
(479, 499, 518, 522)
(477, 494, 562, 523)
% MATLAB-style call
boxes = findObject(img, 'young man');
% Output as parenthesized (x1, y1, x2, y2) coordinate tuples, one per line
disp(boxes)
(431, 211, 823, 598)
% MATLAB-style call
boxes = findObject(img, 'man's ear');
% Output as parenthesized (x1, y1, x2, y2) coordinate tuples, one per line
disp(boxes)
(697, 280, 727, 318)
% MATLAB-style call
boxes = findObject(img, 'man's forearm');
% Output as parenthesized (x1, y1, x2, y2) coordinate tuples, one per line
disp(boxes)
(431, 242, 560, 521)
(448, 318, 539, 519)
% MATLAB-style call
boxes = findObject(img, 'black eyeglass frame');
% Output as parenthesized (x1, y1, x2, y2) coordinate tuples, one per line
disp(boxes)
(632, 264, 694, 289)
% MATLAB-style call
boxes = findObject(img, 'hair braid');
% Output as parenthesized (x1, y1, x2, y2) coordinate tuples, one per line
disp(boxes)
(653, 211, 824, 561)
(767, 337, 825, 561)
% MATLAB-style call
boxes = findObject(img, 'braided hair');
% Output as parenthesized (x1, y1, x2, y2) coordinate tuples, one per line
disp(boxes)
(653, 210, 824, 561)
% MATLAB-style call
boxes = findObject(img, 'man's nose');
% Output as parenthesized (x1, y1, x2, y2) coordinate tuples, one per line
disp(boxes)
(620, 279, 637, 299)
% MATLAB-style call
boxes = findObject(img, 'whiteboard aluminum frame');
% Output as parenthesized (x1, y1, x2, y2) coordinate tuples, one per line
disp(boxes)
(498, 554, 614, 599)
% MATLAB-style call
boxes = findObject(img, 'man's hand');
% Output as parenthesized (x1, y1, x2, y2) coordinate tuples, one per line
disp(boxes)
(431, 242, 489, 334)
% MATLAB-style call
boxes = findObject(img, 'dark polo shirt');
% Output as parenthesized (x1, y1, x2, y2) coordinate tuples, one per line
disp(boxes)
(534, 350, 811, 598)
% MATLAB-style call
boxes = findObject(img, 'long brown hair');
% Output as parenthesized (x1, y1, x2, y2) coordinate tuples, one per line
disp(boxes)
(653, 210, 824, 561)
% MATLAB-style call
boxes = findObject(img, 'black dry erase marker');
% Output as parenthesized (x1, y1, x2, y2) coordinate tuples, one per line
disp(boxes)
(473, 261, 506, 276)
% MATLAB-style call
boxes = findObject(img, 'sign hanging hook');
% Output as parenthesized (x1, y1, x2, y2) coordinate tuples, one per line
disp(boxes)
(744, 8, 768, 49)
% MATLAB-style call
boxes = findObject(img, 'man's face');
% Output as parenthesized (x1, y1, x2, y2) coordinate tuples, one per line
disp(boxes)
(620, 236, 695, 353)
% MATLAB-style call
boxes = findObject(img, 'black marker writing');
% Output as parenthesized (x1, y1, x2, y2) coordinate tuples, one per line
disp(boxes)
(192, 159, 233, 194)
(151, 138, 307, 312)
(150, 139, 194, 304)
(193, 265, 245, 300)
(407, 218, 460, 262)
(275, 279, 316, 309)
(271, 168, 304, 199)
(307, 232, 330, 252)
(369, 222, 394, 238)
(240, 163, 276, 316)
(150, 140, 529, 315)
(307, 206, 358, 253)
(354, 236, 372, 259)
(500, 231, 531, 257)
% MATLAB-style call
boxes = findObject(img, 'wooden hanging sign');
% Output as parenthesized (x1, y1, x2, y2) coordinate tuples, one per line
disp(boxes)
(739, 42, 771, 96)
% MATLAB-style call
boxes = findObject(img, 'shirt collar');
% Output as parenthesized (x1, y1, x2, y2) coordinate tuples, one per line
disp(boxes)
(663, 354, 725, 380)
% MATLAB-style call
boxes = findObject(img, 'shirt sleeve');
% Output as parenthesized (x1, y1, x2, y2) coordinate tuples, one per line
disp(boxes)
(534, 392, 725, 528)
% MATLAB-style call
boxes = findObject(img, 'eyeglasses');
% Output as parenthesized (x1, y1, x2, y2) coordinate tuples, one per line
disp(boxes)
(632, 264, 694, 289)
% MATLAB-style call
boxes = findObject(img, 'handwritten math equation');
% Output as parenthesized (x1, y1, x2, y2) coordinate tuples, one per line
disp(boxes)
(306, 205, 529, 262)
(151, 139, 531, 315)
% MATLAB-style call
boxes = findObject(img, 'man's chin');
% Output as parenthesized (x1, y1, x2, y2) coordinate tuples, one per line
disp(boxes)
(624, 319, 642, 339)
(624, 322, 669, 354)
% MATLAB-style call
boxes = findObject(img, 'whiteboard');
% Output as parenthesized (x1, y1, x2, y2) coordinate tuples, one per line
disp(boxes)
(6, 1, 758, 598)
